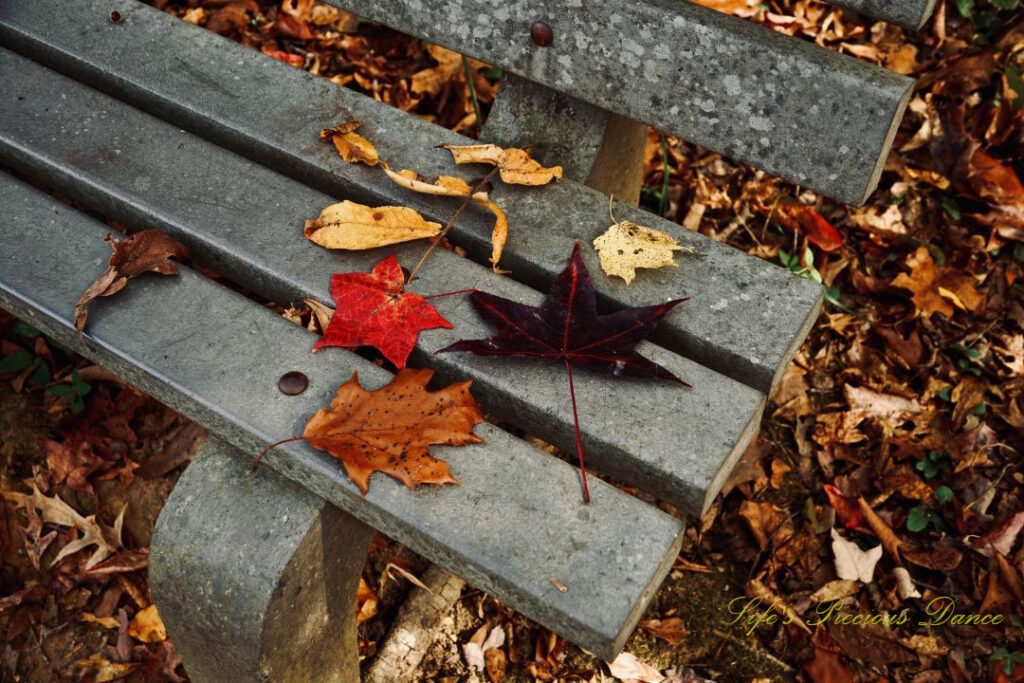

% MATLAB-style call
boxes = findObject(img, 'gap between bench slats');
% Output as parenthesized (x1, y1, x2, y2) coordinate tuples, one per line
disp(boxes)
(0, 171, 684, 660)
(0, 48, 765, 518)
(0, 0, 824, 397)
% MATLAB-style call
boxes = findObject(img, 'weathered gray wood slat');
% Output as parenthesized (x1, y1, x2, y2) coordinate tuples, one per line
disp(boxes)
(0, 49, 764, 517)
(0, 171, 684, 659)
(827, 0, 937, 30)
(0, 0, 824, 396)
(318, 0, 914, 205)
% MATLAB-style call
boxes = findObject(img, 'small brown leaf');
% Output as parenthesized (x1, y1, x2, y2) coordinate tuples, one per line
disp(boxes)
(382, 166, 472, 197)
(321, 120, 379, 166)
(485, 647, 507, 683)
(75, 231, 188, 331)
(441, 143, 562, 186)
(638, 617, 687, 645)
(891, 246, 983, 319)
(303, 200, 441, 249)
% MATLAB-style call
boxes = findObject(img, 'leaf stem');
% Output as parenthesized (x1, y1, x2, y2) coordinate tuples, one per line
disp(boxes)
(564, 359, 590, 504)
(252, 435, 306, 471)
(422, 288, 479, 300)
(462, 54, 484, 135)
(406, 167, 501, 284)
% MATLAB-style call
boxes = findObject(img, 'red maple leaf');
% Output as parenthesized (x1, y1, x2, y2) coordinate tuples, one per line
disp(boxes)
(440, 241, 689, 502)
(314, 254, 452, 369)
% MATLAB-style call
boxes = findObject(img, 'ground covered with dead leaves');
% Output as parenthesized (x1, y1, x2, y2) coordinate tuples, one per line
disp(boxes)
(1, 0, 1021, 681)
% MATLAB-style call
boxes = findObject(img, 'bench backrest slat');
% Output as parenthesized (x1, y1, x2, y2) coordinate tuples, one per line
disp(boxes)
(828, 0, 937, 29)
(326, 0, 913, 205)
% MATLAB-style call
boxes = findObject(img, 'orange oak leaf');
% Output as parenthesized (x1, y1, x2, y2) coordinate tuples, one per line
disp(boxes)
(313, 254, 452, 369)
(74, 230, 189, 332)
(320, 120, 379, 166)
(774, 204, 844, 252)
(303, 368, 485, 494)
(891, 246, 983, 319)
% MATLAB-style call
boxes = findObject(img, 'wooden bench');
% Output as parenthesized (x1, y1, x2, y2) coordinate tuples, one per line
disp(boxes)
(0, 0, 924, 679)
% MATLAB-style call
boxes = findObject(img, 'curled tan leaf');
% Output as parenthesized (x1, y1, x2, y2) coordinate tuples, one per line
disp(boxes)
(440, 143, 562, 186)
(382, 165, 472, 197)
(304, 200, 441, 249)
(472, 194, 509, 273)
(321, 120, 379, 166)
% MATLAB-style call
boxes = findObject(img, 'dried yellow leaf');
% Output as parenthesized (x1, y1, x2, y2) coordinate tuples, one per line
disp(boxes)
(382, 165, 471, 197)
(126, 604, 167, 643)
(472, 194, 509, 273)
(440, 143, 562, 186)
(304, 200, 441, 249)
(592, 206, 690, 284)
(320, 120, 379, 166)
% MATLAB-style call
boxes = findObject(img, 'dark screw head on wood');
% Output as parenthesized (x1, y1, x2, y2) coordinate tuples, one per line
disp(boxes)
(278, 371, 308, 395)
(109, 10, 123, 23)
(530, 21, 553, 47)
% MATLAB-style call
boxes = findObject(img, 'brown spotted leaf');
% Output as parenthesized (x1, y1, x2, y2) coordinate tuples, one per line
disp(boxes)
(304, 200, 441, 249)
(303, 368, 485, 494)
(74, 230, 188, 332)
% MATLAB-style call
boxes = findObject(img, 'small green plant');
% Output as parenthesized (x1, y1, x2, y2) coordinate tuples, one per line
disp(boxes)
(915, 450, 948, 478)
(906, 478, 954, 534)
(779, 247, 854, 314)
(956, 0, 1020, 43)
(0, 322, 52, 386)
(48, 369, 92, 414)
(640, 132, 672, 217)
(992, 648, 1024, 675)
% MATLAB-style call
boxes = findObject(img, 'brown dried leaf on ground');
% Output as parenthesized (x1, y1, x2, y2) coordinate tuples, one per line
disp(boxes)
(638, 617, 687, 645)
(441, 143, 563, 186)
(304, 200, 441, 249)
(74, 230, 188, 331)
(2, 484, 124, 570)
(891, 246, 983, 319)
(593, 211, 691, 284)
(127, 604, 167, 643)
(303, 368, 485, 494)
(321, 120, 380, 166)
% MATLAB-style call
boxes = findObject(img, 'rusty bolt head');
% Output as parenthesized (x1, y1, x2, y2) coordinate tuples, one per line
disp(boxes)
(530, 21, 553, 47)
(278, 371, 309, 395)
(109, 10, 124, 23)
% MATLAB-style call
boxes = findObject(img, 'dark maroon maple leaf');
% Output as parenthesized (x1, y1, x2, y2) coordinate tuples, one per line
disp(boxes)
(440, 241, 689, 502)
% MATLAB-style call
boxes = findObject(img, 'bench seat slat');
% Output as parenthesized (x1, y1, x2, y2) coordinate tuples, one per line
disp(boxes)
(0, 172, 684, 660)
(0, 0, 823, 396)
(0, 48, 764, 517)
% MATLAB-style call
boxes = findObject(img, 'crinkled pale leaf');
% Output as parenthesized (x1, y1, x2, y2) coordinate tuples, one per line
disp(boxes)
(831, 528, 882, 583)
(303, 368, 485, 494)
(2, 484, 123, 569)
(313, 254, 452, 369)
(441, 142, 562, 186)
(607, 652, 665, 683)
(966, 510, 1024, 557)
(304, 200, 441, 249)
(593, 220, 690, 284)
(74, 230, 188, 331)
(320, 120, 379, 166)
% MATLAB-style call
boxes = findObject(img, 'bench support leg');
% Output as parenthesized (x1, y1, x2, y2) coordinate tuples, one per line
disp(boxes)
(481, 73, 647, 205)
(150, 437, 374, 682)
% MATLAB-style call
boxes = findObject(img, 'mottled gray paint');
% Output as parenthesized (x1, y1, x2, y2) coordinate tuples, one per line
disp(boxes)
(828, 0, 937, 30)
(0, 49, 765, 517)
(0, 173, 684, 659)
(0, 1, 824, 394)
(151, 438, 374, 682)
